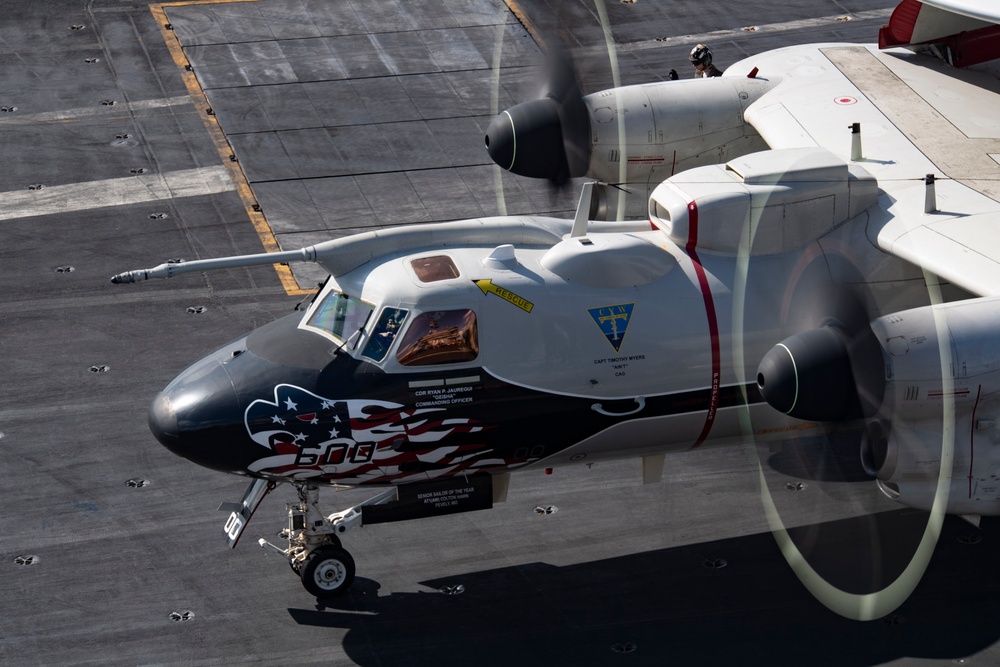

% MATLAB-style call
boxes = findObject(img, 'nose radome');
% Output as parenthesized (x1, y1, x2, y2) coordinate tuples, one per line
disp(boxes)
(148, 355, 246, 473)
(148, 390, 178, 446)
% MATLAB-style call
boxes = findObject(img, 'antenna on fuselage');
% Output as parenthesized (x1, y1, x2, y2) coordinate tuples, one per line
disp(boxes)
(571, 182, 600, 237)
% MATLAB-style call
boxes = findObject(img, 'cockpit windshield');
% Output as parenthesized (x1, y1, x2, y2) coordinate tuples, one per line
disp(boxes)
(304, 290, 375, 345)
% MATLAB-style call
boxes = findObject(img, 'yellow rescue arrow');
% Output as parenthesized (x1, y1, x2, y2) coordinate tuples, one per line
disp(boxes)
(474, 279, 533, 313)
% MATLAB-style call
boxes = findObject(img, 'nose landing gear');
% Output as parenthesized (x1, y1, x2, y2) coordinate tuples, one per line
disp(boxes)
(258, 482, 397, 597)
(224, 474, 494, 597)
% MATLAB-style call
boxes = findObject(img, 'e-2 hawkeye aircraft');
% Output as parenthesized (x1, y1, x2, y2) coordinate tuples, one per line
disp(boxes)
(114, 0, 1000, 612)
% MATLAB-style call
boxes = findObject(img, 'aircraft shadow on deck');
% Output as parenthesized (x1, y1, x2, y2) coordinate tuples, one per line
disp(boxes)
(289, 512, 1000, 666)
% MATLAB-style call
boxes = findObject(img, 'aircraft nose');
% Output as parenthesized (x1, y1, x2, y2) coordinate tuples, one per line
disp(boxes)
(149, 390, 178, 443)
(148, 355, 246, 473)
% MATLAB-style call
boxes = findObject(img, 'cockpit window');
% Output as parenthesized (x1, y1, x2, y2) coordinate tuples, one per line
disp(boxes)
(396, 309, 478, 366)
(411, 255, 460, 283)
(361, 307, 409, 362)
(305, 291, 374, 345)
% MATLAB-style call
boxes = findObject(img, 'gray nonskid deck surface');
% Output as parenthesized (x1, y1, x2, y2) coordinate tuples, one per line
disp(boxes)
(3, 1, 1000, 665)
(167, 0, 558, 288)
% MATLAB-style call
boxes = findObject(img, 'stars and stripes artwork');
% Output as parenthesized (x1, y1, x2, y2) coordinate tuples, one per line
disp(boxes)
(243, 384, 500, 484)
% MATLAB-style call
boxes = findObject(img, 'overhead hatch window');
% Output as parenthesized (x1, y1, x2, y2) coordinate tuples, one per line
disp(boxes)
(361, 307, 409, 362)
(397, 309, 478, 366)
(411, 255, 460, 283)
(305, 291, 374, 345)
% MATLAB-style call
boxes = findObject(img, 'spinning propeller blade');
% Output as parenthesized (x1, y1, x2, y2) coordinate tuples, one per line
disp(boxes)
(484, 42, 591, 185)
(757, 281, 885, 424)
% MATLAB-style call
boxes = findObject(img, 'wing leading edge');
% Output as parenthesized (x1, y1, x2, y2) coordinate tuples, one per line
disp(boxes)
(879, 0, 1000, 67)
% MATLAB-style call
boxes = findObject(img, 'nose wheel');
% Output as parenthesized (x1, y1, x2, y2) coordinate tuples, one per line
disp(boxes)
(300, 545, 356, 597)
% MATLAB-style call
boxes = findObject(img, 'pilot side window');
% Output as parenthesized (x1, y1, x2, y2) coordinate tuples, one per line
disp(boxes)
(361, 307, 409, 362)
(305, 291, 374, 345)
(396, 309, 478, 366)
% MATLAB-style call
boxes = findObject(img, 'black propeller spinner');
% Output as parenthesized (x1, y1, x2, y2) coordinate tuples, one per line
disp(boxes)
(756, 284, 886, 423)
(484, 44, 591, 185)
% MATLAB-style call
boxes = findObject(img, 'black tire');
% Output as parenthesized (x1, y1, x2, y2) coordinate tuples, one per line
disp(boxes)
(300, 546, 355, 598)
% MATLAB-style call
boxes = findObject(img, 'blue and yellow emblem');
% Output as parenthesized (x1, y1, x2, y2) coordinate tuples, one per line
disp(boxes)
(588, 303, 635, 352)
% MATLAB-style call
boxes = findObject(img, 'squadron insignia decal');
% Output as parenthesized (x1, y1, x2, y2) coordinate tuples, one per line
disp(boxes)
(588, 303, 635, 352)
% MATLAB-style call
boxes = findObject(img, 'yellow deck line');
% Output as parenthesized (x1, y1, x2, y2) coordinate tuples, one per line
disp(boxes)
(150, 0, 309, 296)
(502, 0, 544, 48)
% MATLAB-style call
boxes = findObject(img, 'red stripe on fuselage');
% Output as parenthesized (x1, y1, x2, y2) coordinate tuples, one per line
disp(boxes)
(685, 200, 721, 449)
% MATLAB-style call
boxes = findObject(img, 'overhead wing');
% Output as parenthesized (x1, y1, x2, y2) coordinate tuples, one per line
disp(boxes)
(879, 0, 1000, 67)
(919, 0, 1000, 23)
(731, 3, 1000, 297)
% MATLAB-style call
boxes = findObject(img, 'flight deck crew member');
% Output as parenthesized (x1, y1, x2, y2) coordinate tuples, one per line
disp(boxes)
(690, 43, 724, 78)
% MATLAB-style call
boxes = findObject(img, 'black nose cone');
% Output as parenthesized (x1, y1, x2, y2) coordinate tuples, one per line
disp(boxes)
(149, 390, 179, 445)
(149, 354, 245, 473)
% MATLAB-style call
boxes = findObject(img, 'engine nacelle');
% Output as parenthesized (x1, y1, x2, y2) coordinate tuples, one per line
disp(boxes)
(485, 76, 775, 196)
(587, 76, 772, 183)
(866, 296, 1000, 515)
(866, 415, 1000, 515)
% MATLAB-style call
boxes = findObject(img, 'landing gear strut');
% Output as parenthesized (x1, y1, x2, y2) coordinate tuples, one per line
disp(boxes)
(230, 475, 494, 596)
(258, 482, 396, 597)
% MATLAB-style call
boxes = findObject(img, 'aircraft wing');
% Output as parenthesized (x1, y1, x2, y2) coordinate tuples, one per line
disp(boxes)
(733, 3, 1000, 297)
(879, 0, 1000, 67)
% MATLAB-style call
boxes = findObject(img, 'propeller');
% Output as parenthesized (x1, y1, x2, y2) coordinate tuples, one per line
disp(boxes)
(756, 280, 885, 423)
(740, 240, 953, 621)
(484, 42, 592, 185)
(754, 274, 889, 485)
